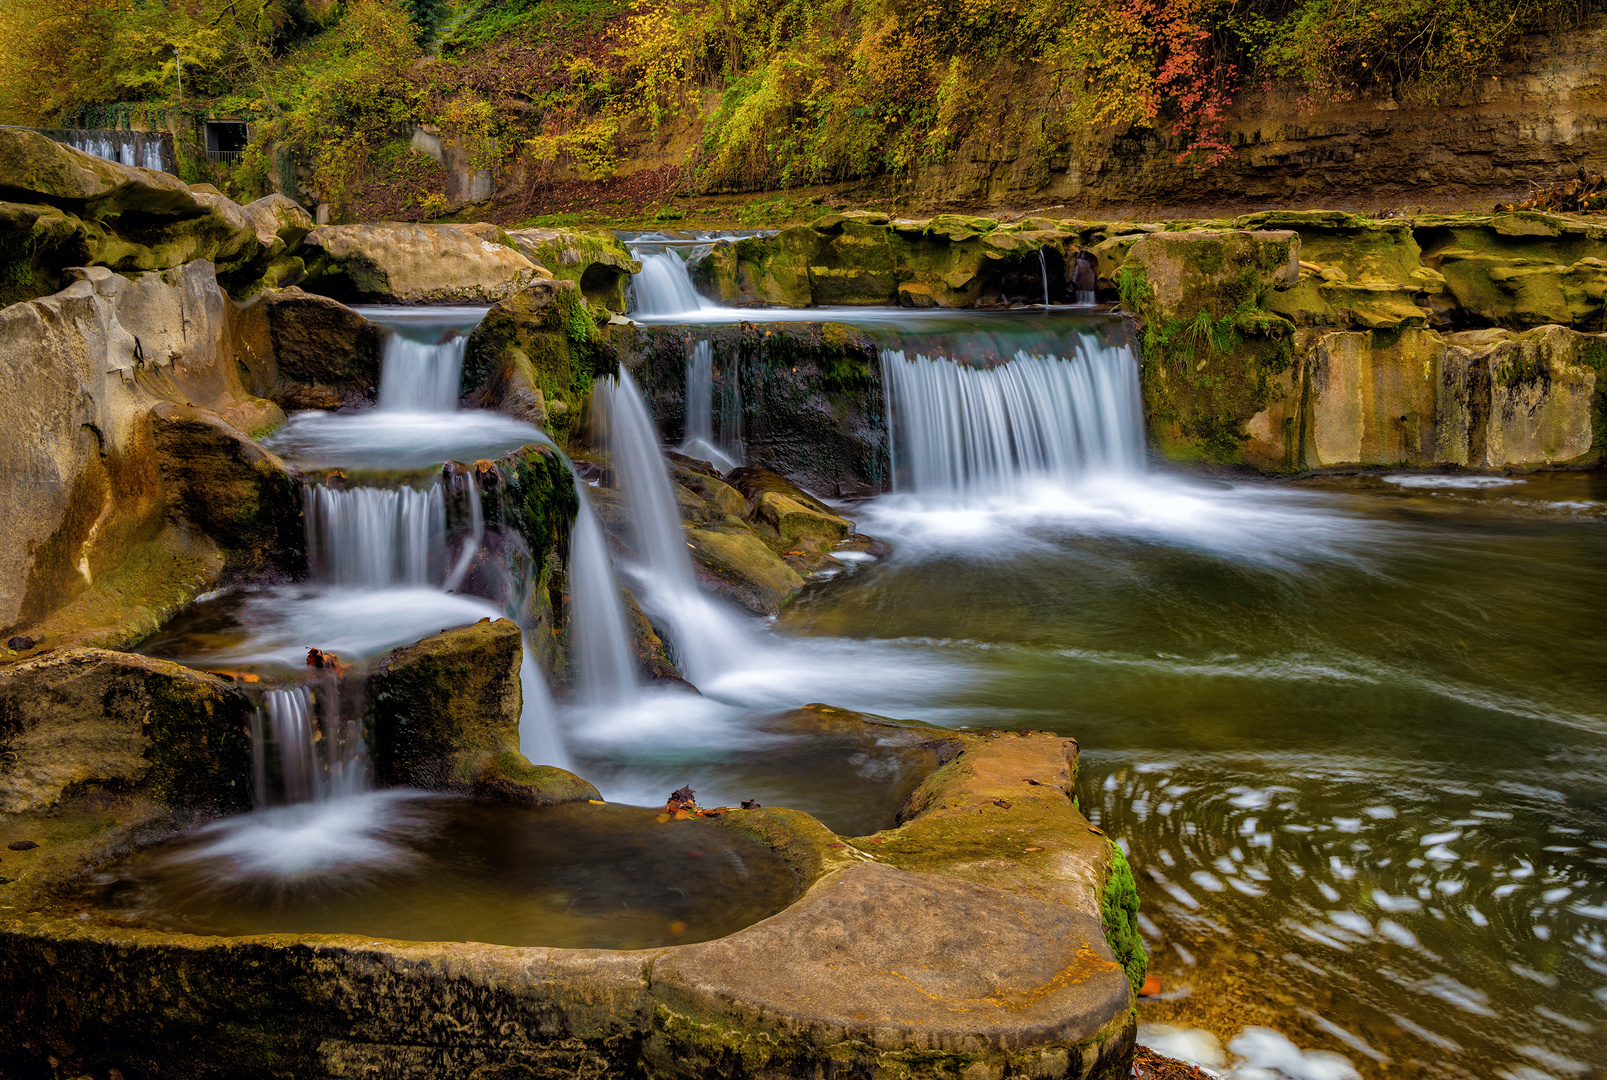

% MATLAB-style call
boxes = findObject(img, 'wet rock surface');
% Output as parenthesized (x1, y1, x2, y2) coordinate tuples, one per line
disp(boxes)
(300, 222, 544, 304)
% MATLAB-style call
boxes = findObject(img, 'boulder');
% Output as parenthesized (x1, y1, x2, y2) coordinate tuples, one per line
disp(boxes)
(301, 222, 544, 304)
(503, 228, 641, 312)
(755, 490, 851, 546)
(149, 403, 303, 575)
(462, 278, 610, 443)
(1447, 325, 1600, 467)
(0, 648, 252, 815)
(685, 527, 805, 615)
(368, 619, 598, 803)
(240, 194, 315, 256)
(231, 287, 385, 410)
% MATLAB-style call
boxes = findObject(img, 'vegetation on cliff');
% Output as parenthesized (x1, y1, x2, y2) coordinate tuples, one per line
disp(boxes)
(0, 0, 1594, 222)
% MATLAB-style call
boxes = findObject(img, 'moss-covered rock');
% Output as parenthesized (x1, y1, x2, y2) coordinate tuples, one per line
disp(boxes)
(684, 526, 804, 615)
(0, 648, 251, 814)
(1415, 213, 1607, 330)
(368, 619, 597, 803)
(504, 227, 641, 313)
(1117, 230, 1300, 465)
(463, 278, 614, 445)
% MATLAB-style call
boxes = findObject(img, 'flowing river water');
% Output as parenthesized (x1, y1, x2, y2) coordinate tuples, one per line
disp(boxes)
(112, 241, 1607, 1080)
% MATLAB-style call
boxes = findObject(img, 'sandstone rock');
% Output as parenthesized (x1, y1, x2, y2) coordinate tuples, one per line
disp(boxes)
(232, 287, 384, 410)
(1418, 214, 1607, 329)
(1296, 324, 1600, 470)
(0, 261, 276, 641)
(755, 490, 851, 545)
(368, 619, 598, 803)
(0, 648, 251, 814)
(240, 194, 314, 256)
(302, 222, 543, 304)
(149, 403, 302, 575)
(685, 527, 805, 615)
(504, 228, 640, 312)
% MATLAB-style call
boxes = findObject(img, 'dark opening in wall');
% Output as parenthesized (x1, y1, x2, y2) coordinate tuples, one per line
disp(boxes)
(204, 121, 248, 162)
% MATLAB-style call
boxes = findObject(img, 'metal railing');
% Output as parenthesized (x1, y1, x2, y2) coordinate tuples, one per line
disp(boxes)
(205, 149, 243, 164)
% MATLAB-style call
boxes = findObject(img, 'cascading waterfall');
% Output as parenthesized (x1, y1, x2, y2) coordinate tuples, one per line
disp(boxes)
(441, 469, 483, 594)
(304, 483, 447, 588)
(680, 339, 741, 471)
(879, 332, 1146, 498)
(629, 249, 708, 317)
(592, 368, 748, 687)
(567, 485, 639, 706)
(376, 331, 470, 412)
(1037, 249, 1051, 308)
(250, 684, 368, 807)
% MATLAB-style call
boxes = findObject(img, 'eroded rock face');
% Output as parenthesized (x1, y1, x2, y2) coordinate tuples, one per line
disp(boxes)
(0, 648, 251, 815)
(692, 211, 1080, 308)
(0, 261, 292, 644)
(368, 619, 598, 804)
(301, 222, 544, 304)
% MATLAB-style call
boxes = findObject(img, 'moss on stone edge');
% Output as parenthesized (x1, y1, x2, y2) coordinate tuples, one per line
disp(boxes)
(1100, 840, 1147, 995)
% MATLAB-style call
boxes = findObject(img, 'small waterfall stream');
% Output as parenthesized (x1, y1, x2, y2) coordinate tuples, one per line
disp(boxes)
(592, 368, 749, 687)
(567, 483, 639, 707)
(680, 339, 741, 471)
(629, 249, 709, 317)
(251, 683, 369, 807)
(879, 334, 1145, 498)
(376, 331, 470, 412)
(304, 484, 447, 588)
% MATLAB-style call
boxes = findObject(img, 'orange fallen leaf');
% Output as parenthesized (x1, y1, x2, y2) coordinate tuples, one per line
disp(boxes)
(1024, 846, 1044, 852)
(993, 799, 1012, 809)
(1088, 825, 1106, 836)
(827, 842, 846, 849)
(1139, 975, 1162, 997)
(669, 921, 687, 935)
(655, 813, 672, 824)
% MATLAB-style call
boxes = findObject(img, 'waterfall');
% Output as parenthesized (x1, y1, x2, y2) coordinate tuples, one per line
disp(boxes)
(304, 483, 447, 589)
(1038, 249, 1051, 308)
(629, 249, 708, 317)
(592, 367, 748, 686)
(376, 332, 469, 412)
(567, 487, 639, 706)
(879, 335, 1146, 498)
(680, 338, 740, 471)
(250, 684, 368, 807)
(441, 469, 483, 594)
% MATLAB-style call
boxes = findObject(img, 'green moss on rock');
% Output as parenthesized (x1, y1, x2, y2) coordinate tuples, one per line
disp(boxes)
(1100, 842, 1147, 996)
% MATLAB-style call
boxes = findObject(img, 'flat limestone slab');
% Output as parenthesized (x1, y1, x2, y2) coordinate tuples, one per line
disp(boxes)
(0, 724, 1135, 1079)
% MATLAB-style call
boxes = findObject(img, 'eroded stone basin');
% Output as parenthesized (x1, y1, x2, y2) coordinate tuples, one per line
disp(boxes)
(88, 797, 800, 949)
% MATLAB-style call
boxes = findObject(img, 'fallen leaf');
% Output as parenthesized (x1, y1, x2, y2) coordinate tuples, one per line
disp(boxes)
(7, 841, 38, 851)
(740, 799, 762, 809)
(669, 921, 687, 935)
(587, 799, 606, 805)
(685, 850, 704, 860)
(1024, 846, 1044, 852)
(993, 799, 1012, 809)
(1139, 975, 1162, 997)
(655, 813, 672, 824)
(700, 808, 727, 817)
(868, 837, 884, 844)
(1023, 778, 1043, 786)
(1088, 825, 1106, 836)
(827, 842, 846, 849)
(673, 809, 692, 821)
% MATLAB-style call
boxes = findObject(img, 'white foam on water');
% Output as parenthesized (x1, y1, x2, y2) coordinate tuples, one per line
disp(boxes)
(1384, 474, 1521, 489)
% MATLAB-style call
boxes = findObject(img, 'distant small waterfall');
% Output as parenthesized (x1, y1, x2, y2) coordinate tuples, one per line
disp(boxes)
(592, 367, 748, 686)
(681, 339, 740, 471)
(376, 333, 469, 412)
(629, 249, 708, 317)
(43, 128, 170, 172)
(567, 487, 639, 706)
(879, 336, 1145, 497)
(1037, 249, 1051, 308)
(304, 484, 448, 589)
(250, 684, 368, 807)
